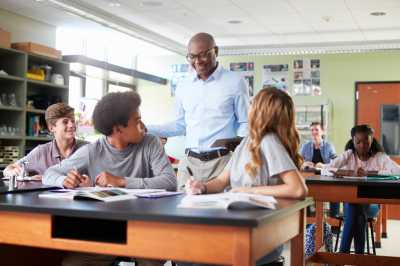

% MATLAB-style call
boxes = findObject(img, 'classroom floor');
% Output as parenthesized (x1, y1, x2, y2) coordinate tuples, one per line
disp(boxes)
(119, 220, 400, 265)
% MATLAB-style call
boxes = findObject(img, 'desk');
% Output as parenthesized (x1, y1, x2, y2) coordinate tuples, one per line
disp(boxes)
(0, 191, 312, 266)
(306, 175, 400, 266)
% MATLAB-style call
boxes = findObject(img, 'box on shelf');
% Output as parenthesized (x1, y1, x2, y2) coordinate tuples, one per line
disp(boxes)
(0, 27, 11, 48)
(11, 42, 61, 59)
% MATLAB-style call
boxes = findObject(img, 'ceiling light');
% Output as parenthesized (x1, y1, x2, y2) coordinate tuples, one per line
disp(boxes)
(370, 11, 386, 16)
(141, 1, 163, 7)
(227, 20, 242, 24)
(109, 2, 121, 7)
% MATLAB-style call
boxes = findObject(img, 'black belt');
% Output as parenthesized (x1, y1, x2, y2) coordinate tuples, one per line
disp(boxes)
(185, 149, 230, 162)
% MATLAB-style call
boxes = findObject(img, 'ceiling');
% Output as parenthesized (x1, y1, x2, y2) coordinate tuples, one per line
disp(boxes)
(1, 0, 400, 55)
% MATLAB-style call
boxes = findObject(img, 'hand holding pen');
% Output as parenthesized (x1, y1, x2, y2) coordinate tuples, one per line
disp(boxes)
(184, 167, 206, 195)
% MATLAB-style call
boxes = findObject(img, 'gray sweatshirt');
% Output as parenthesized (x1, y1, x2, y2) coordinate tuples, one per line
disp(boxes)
(43, 134, 177, 191)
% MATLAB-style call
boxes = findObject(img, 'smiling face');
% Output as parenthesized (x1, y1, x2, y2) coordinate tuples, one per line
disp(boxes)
(49, 116, 76, 141)
(117, 110, 145, 144)
(187, 39, 218, 80)
(310, 124, 323, 142)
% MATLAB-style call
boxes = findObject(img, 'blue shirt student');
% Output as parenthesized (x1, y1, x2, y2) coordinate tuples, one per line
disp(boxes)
(147, 64, 249, 152)
(300, 139, 336, 164)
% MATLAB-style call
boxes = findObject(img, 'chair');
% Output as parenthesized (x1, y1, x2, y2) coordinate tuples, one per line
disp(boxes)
(333, 215, 376, 255)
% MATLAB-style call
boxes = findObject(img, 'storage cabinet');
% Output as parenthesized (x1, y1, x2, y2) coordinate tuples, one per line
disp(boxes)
(0, 46, 69, 167)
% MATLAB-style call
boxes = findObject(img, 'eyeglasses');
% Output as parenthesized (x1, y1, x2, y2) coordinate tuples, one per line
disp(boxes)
(186, 47, 216, 62)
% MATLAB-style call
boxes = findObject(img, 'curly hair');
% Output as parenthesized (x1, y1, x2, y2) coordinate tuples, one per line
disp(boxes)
(245, 87, 303, 177)
(92, 91, 141, 136)
(344, 124, 384, 156)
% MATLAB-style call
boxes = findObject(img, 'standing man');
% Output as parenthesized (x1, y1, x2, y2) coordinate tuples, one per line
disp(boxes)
(147, 32, 250, 190)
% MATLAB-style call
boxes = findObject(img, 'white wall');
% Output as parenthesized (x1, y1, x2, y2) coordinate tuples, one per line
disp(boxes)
(0, 8, 56, 48)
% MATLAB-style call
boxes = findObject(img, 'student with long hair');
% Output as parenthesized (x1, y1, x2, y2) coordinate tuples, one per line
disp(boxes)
(185, 87, 308, 265)
(323, 125, 400, 254)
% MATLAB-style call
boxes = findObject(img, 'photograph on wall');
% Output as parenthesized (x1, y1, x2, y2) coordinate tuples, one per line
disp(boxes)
(262, 64, 289, 93)
(293, 59, 321, 96)
(170, 64, 190, 96)
(230, 62, 255, 96)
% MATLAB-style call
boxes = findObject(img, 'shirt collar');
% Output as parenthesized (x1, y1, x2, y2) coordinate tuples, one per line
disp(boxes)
(191, 63, 223, 82)
(51, 139, 77, 159)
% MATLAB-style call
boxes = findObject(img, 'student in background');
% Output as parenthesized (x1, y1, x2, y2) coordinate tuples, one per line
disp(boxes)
(147, 32, 249, 191)
(43, 91, 175, 266)
(4, 103, 87, 180)
(300, 121, 338, 216)
(323, 125, 400, 254)
(300, 121, 336, 169)
(185, 87, 308, 266)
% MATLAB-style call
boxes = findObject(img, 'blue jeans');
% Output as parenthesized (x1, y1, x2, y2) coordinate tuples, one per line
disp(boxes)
(329, 202, 340, 217)
(339, 203, 380, 254)
(177, 245, 283, 266)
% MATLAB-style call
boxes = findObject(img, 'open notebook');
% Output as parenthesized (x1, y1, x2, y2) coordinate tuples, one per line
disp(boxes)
(178, 192, 277, 210)
(38, 188, 168, 202)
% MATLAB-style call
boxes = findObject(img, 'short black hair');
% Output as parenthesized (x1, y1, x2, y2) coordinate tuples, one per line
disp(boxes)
(92, 91, 141, 136)
(310, 121, 324, 130)
(344, 124, 384, 156)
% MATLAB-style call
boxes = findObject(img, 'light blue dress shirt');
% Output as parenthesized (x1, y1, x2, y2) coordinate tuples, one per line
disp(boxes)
(300, 139, 336, 164)
(147, 64, 249, 152)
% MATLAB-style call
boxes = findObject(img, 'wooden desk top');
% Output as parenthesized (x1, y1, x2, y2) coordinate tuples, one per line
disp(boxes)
(0, 191, 313, 227)
(306, 175, 400, 187)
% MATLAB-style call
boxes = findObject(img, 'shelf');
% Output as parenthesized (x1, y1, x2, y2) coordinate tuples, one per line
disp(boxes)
(26, 108, 46, 114)
(0, 135, 24, 140)
(0, 74, 25, 82)
(25, 136, 52, 141)
(27, 79, 68, 89)
(28, 53, 69, 65)
(0, 106, 24, 112)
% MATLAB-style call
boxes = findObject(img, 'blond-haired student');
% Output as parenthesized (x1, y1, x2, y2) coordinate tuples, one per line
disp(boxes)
(184, 87, 308, 266)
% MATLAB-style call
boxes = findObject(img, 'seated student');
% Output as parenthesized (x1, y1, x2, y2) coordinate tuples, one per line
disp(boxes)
(300, 121, 336, 170)
(4, 103, 87, 180)
(300, 121, 338, 217)
(43, 91, 176, 266)
(185, 87, 308, 266)
(322, 125, 400, 254)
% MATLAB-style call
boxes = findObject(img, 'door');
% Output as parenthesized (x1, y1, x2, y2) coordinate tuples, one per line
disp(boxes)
(356, 81, 400, 219)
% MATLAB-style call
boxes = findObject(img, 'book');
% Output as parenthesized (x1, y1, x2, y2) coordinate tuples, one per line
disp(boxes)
(178, 192, 277, 210)
(135, 191, 183, 198)
(39, 187, 137, 202)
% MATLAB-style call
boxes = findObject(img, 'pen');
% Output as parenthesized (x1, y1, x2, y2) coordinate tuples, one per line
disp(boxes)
(186, 166, 193, 177)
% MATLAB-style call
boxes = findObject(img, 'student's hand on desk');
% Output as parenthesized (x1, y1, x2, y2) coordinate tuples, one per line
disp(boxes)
(356, 168, 367, 177)
(301, 161, 315, 171)
(63, 169, 85, 188)
(95, 171, 125, 187)
(4, 163, 23, 176)
(185, 178, 205, 195)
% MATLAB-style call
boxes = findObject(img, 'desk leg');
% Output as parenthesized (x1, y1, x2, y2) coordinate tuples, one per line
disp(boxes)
(376, 206, 382, 248)
(382, 204, 388, 238)
(315, 201, 324, 251)
(291, 209, 305, 266)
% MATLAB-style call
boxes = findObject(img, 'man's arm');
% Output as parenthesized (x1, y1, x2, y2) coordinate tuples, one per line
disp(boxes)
(146, 97, 186, 137)
(234, 78, 250, 137)
(124, 136, 177, 191)
(43, 146, 90, 188)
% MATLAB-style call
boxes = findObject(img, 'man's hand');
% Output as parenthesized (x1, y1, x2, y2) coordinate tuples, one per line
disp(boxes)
(185, 178, 206, 195)
(95, 171, 125, 187)
(4, 163, 23, 177)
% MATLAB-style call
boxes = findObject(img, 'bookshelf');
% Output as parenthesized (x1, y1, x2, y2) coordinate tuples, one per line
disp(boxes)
(0, 46, 69, 166)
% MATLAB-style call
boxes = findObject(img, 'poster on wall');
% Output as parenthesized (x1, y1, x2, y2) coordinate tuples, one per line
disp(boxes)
(293, 59, 321, 96)
(170, 64, 190, 96)
(262, 64, 289, 93)
(76, 98, 98, 141)
(230, 62, 255, 96)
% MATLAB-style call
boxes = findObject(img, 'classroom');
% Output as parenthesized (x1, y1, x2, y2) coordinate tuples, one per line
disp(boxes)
(0, 1, 399, 265)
